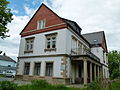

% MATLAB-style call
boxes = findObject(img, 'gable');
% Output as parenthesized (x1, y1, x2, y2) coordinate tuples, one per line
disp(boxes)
(101, 33, 108, 53)
(20, 4, 67, 37)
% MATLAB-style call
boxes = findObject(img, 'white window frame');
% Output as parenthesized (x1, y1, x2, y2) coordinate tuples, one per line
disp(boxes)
(25, 38, 34, 51)
(46, 35, 57, 49)
(37, 19, 46, 30)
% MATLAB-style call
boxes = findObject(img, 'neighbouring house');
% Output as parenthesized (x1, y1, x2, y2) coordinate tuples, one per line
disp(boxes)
(0, 54, 16, 74)
(16, 3, 109, 85)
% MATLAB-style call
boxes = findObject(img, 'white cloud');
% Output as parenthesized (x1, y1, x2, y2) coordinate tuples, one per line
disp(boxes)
(44, 0, 120, 51)
(32, 0, 40, 5)
(24, 5, 37, 17)
(0, 15, 30, 61)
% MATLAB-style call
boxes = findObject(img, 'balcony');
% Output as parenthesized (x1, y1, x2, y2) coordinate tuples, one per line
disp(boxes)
(71, 48, 100, 62)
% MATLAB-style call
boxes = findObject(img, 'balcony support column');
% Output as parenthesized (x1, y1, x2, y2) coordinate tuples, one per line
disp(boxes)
(98, 66, 100, 79)
(90, 62, 93, 82)
(94, 64, 96, 80)
(84, 60, 87, 84)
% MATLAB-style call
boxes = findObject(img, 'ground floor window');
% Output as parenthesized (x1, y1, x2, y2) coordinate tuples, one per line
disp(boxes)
(45, 62, 53, 76)
(34, 63, 41, 75)
(24, 63, 30, 75)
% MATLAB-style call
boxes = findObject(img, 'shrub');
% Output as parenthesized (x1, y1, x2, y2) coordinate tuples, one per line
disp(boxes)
(0, 81, 17, 90)
(86, 81, 100, 90)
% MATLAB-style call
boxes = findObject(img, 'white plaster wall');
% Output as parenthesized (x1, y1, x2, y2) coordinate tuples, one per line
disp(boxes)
(17, 56, 63, 77)
(0, 60, 16, 67)
(91, 47, 108, 66)
(65, 29, 90, 54)
(19, 29, 67, 57)
(19, 28, 89, 57)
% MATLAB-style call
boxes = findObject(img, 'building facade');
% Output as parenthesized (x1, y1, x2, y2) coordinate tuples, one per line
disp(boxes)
(0, 55, 16, 74)
(16, 3, 109, 84)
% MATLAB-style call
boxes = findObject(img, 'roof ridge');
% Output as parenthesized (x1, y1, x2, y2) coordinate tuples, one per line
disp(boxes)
(82, 31, 104, 35)
(0, 55, 16, 62)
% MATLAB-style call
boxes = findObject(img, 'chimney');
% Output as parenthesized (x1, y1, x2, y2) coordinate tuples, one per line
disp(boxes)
(0, 51, 2, 54)
(3, 53, 6, 56)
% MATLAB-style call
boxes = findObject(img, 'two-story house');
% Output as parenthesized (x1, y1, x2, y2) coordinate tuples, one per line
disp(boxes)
(16, 3, 109, 85)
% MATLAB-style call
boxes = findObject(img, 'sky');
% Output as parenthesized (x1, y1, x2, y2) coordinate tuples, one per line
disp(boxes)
(0, 0, 120, 61)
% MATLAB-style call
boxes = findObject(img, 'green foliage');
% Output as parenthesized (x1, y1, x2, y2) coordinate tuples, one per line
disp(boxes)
(111, 79, 120, 90)
(0, 0, 13, 39)
(0, 74, 5, 77)
(0, 81, 17, 90)
(53, 84, 68, 90)
(1, 79, 120, 90)
(31, 80, 50, 88)
(111, 69, 120, 79)
(86, 80, 101, 90)
(108, 50, 120, 79)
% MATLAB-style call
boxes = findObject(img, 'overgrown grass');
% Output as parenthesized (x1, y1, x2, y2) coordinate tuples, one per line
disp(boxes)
(111, 79, 120, 90)
(0, 80, 81, 90)
(0, 81, 17, 90)
(0, 74, 5, 78)
(0, 79, 120, 90)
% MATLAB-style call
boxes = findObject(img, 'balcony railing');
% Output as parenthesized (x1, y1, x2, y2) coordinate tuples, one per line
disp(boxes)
(71, 48, 100, 62)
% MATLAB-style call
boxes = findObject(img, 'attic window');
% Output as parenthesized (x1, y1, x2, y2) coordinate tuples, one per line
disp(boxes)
(37, 19, 45, 29)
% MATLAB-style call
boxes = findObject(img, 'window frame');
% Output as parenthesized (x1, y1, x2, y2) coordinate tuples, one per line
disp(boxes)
(24, 37, 35, 53)
(34, 62, 41, 76)
(37, 19, 46, 30)
(45, 62, 54, 77)
(45, 33, 57, 51)
(24, 62, 30, 75)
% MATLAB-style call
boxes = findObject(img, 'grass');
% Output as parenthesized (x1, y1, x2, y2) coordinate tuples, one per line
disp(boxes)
(0, 80, 81, 90)
(0, 79, 120, 90)
(111, 79, 120, 90)
(0, 74, 5, 78)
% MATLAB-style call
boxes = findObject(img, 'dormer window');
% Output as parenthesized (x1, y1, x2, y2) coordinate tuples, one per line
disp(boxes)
(37, 19, 45, 29)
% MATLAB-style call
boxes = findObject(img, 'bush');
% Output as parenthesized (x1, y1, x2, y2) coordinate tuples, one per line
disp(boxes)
(111, 69, 120, 79)
(0, 81, 17, 90)
(86, 81, 100, 90)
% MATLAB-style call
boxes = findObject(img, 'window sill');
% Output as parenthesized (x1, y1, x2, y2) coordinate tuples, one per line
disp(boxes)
(44, 48, 56, 52)
(24, 50, 33, 53)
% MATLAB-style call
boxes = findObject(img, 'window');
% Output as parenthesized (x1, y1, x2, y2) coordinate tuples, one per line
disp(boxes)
(37, 19, 45, 29)
(45, 62, 53, 76)
(24, 63, 30, 75)
(25, 38, 34, 52)
(34, 63, 41, 75)
(46, 35, 56, 49)
(103, 51, 105, 63)
(71, 36, 77, 54)
(78, 42, 82, 54)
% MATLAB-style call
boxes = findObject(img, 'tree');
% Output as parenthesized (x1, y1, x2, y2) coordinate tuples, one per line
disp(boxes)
(108, 50, 120, 79)
(0, 0, 13, 39)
